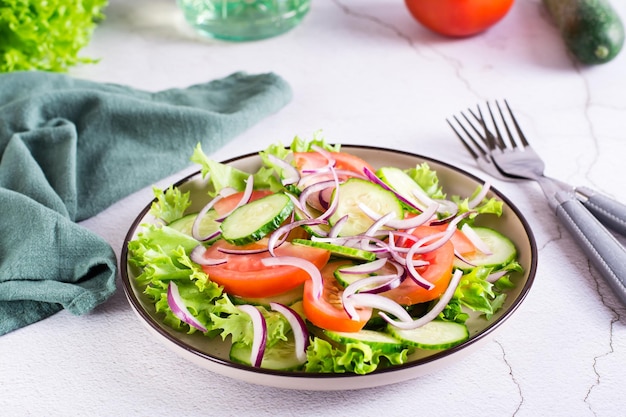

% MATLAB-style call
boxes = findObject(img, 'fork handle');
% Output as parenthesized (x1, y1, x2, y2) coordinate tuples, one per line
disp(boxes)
(576, 186, 626, 237)
(556, 191, 626, 307)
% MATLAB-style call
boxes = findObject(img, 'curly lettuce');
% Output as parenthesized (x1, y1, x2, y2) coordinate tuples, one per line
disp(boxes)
(0, 0, 108, 72)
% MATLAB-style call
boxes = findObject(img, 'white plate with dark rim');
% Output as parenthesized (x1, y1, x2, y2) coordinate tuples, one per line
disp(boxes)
(120, 145, 537, 391)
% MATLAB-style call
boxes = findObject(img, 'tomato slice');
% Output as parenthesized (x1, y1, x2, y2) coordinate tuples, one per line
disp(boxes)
(201, 240, 330, 298)
(383, 226, 455, 305)
(302, 261, 372, 332)
(213, 190, 273, 217)
(293, 151, 375, 176)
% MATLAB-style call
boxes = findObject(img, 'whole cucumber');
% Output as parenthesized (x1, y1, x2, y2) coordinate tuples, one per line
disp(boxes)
(543, 0, 624, 64)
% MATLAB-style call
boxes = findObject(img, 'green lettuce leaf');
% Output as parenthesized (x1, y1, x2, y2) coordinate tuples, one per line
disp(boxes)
(405, 163, 446, 200)
(149, 186, 191, 224)
(304, 337, 408, 375)
(0, 0, 108, 72)
(191, 143, 282, 196)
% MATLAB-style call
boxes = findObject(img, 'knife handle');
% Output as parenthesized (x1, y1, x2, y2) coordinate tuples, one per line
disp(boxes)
(576, 186, 626, 237)
(556, 191, 626, 307)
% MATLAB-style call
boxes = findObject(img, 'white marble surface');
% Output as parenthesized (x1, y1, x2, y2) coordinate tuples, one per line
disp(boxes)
(2, 0, 626, 415)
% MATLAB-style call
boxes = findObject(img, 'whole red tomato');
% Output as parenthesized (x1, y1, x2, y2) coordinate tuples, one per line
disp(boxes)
(405, 0, 514, 37)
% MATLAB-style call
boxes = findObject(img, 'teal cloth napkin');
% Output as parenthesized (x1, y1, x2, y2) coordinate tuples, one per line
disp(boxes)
(0, 71, 292, 335)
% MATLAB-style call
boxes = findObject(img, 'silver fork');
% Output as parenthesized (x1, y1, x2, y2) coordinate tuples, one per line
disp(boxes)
(449, 100, 626, 306)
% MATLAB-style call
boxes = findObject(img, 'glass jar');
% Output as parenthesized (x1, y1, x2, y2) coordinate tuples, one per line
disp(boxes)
(177, 0, 311, 42)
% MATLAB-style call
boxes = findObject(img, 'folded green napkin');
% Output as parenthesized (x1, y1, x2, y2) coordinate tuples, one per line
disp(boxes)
(0, 71, 292, 335)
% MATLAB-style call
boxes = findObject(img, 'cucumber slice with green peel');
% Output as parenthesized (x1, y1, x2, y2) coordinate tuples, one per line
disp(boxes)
(229, 335, 305, 371)
(324, 329, 405, 353)
(453, 226, 517, 271)
(377, 166, 428, 209)
(328, 178, 403, 237)
(291, 239, 376, 262)
(220, 193, 293, 246)
(168, 211, 220, 242)
(388, 320, 469, 350)
(231, 285, 304, 307)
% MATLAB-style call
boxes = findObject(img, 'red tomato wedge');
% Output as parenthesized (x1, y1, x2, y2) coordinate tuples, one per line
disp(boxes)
(383, 226, 455, 305)
(293, 151, 375, 176)
(201, 240, 330, 298)
(213, 190, 273, 217)
(302, 261, 372, 332)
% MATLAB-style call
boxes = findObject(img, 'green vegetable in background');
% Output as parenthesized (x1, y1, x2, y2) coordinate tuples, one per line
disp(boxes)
(0, 0, 108, 72)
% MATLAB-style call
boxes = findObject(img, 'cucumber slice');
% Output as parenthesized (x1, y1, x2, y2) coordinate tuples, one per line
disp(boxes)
(168, 211, 220, 242)
(291, 239, 376, 262)
(377, 166, 427, 209)
(453, 226, 517, 271)
(220, 193, 293, 246)
(324, 329, 405, 353)
(388, 320, 469, 350)
(229, 335, 305, 371)
(231, 285, 304, 307)
(329, 178, 403, 237)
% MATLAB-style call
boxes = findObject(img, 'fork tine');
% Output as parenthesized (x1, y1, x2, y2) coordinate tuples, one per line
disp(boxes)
(469, 106, 501, 151)
(494, 100, 519, 149)
(503, 99, 530, 147)
(446, 117, 484, 161)
(485, 102, 509, 150)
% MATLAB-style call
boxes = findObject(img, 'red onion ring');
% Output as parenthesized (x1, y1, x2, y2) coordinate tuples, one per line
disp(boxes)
(345, 293, 413, 323)
(215, 174, 254, 222)
(269, 302, 309, 363)
(237, 304, 267, 367)
(267, 217, 326, 256)
(381, 269, 464, 329)
(467, 181, 491, 209)
(461, 223, 492, 255)
(261, 256, 324, 300)
(265, 153, 301, 186)
(167, 281, 208, 332)
(190, 245, 228, 265)
(191, 194, 224, 241)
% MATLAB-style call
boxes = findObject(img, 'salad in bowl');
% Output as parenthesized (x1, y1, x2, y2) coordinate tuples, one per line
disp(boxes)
(122, 134, 535, 387)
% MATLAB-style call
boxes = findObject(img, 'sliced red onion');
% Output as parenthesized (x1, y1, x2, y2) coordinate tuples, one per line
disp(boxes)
(261, 256, 324, 299)
(319, 186, 334, 210)
(299, 179, 336, 215)
(337, 258, 388, 274)
(486, 270, 508, 283)
(285, 193, 307, 214)
(192, 194, 224, 241)
(269, 302, 309, 364)
(219, 186, 238, 197)
(300, 146, 335, 174)
(268, 217, 326, 256)
(359, 201, 439, 230)
(190, 245, 228, 266)
(434, 199, 459, 216)
(363, 167, 424, 212)
(382, 269, 464, 330)
(167, 281, 208, 332)
(345, 293, 413, 323)
(265, 153, 301, 186)
(467, 181, 491, 209)
(217, 246, 269, 255)
(454, 249, 476, 267)
(216, 174, 254, 221)
(405, 259, 435, 290)
(237, 304, 267, 367)
(461, 223, 492, 255)
(328, 214, 349, 238)
(315, 168, 340, 222)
